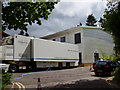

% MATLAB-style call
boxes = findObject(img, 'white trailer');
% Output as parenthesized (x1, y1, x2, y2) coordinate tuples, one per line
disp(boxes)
(0, 35, 79, 72)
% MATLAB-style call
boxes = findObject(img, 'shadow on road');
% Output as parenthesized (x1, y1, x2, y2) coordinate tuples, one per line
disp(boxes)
(45, 79, 117, 88)
(91, 74, 114, 78)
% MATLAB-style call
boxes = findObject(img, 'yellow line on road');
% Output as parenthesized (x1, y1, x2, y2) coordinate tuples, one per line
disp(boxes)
(15, 82, 25, 90)
(15, 83, 21, 90)
(18, 82, 25, 90)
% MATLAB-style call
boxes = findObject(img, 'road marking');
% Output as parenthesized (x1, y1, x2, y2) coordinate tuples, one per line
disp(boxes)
(15, 83, 21, 90)
(15, 82, 25, 90)
(18, 82, 25, 90)
(10, 82, 15, 90)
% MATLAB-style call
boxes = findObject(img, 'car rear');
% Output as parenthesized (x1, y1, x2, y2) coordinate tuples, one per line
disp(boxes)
(94, 60, 112, 76)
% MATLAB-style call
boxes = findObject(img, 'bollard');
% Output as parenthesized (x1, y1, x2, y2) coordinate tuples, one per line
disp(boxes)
(37, 78, 42, 90)
(89, 64, 92, 71)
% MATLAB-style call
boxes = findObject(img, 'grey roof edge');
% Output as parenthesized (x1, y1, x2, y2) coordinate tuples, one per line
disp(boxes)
(41, 26, 103, 39)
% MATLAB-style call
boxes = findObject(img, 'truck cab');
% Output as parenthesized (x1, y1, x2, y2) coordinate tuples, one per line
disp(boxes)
(0, 35, 32, 72)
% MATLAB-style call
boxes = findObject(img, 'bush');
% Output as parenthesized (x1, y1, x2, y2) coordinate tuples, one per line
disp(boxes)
(100, 48, 120, 84)
(0, 71, 12, 90)
(114, 67, 120, 84)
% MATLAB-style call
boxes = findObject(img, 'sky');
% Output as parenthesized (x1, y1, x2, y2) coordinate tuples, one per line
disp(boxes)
(5, 0, 107, 38)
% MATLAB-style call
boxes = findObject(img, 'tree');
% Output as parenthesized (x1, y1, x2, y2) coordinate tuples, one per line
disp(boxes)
(77, 22, 82, 27)
(86, 14, 97, 26)
(98, 17, 104, 27)
(102, 0, 120, 84)
(80, 22, 82, 26)
(2, 2, 58, 35)
(103, 1, 120, 56)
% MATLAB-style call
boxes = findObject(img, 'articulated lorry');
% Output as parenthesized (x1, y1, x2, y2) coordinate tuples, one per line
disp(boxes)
(0, 35, 79, 72)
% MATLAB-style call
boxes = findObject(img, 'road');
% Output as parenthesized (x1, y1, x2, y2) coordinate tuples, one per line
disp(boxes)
(11, 66, 117, 88)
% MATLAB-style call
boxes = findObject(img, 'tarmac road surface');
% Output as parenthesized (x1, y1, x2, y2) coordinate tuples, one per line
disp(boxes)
(11, 66, 117, 88)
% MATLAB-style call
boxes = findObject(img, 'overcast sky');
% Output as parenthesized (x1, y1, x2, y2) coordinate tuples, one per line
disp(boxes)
(5, 0, 107, 38)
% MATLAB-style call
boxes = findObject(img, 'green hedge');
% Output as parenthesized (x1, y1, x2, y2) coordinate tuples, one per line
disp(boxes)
(0, 71, 12, 90)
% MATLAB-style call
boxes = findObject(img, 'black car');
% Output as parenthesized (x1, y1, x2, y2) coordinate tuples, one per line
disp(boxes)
(93, 60, 120, 76)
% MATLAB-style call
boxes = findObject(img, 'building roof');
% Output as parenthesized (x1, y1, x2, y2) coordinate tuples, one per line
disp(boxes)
(41, 26, 103, 39)
(0, 32, 10, 38)
(0, 32, 10, 45)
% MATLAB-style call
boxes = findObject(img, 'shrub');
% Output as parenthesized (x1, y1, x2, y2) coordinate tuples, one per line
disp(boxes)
(100, 48, 120, 84)
(0, 71, 12, 90)
(114, 67, 120, 84)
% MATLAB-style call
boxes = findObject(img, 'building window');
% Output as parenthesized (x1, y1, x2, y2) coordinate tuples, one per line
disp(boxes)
(60, 36, 66, 42)
(53, 39, 56, 41)
(75, 33, 81, 44)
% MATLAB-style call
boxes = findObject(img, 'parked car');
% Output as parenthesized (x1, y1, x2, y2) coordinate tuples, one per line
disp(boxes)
(0, 63, 10, 72)
(93, 60, 120, 76)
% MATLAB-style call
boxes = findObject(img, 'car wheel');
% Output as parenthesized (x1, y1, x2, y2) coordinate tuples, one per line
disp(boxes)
(95, 72, 100, 76)
(106, 72, 111, 76)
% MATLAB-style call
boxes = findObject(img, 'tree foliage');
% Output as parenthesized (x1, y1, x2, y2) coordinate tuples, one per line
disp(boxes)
(103, 1, 120, 85)
(0, 71, 12, 89)
(86, 14, 97, 26)
(98, 17, 104, 27)
(2, 2, 58, 35)
(103, 1, 120, 55)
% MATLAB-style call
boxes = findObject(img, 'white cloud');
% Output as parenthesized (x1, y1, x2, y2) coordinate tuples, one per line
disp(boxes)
(29, 1, 107, 37)
(55, 2, 92, 17)
(61, 0, 105, 2)
(5, 1, 107, 38)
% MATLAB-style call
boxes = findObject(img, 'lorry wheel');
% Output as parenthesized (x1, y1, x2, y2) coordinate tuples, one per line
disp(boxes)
(26, 65, 36, 72)
(26, 62, 36, 72)
(9, 64, 19, 73)
(26, 65, 33, 71)
(58, 63, 63, 70)
(66, 62, 70, 68)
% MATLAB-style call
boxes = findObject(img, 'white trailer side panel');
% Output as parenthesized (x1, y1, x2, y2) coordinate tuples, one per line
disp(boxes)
(0, 45, 13, 61)
(14, 35, 31, 61)
(4, 45, 13, 60)
(32, 38, 79, 62)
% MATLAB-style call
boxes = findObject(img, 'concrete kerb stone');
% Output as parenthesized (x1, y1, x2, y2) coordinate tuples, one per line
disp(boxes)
(106, 76, 114, 81)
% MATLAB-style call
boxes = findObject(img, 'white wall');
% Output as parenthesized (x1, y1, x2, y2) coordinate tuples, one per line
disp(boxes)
(42, 27, 114, 64)
(82, 29, 114, 63)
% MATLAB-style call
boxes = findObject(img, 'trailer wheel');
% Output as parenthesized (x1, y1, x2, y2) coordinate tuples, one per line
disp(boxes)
(66, 62, 70, 68)
(9, 64, 19, 73)
(58, 63, 63, 70)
